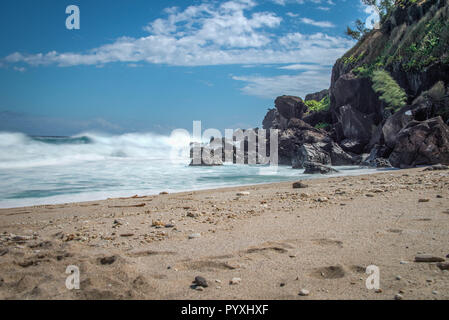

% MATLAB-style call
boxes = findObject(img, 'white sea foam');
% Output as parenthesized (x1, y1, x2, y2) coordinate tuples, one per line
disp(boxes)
(0, 131, 389, 208)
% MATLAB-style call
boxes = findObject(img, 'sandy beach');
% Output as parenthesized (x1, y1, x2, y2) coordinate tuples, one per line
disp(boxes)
(0, 167, 448, 300)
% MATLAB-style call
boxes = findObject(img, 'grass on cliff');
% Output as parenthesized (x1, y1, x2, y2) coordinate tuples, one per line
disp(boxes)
(342, 0, 449, 74)
(394, 12, 449, 71)
(314, 122, 330, 130)
(371, 70, 407, 111)
(304, 95, 330, 113)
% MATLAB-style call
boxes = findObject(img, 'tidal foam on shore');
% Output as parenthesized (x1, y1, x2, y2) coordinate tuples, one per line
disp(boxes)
(0, 131, 386, 208)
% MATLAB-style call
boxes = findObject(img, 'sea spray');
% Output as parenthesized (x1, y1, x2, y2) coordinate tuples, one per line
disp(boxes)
(0, 131, 385, 208)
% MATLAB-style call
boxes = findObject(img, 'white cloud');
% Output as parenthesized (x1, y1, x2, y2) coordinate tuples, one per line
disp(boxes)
(3, 0, 350, 69)
(3, 0, 355, 99)
(271, 0, 287, 5)
(278, 63, 328, 70)
(232, 69, 330, 99)
(13, 66, 26, 72)
(300, 17, 335, 28)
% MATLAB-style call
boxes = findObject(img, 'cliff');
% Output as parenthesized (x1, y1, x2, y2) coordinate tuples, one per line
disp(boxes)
(263, 0, 449, 169)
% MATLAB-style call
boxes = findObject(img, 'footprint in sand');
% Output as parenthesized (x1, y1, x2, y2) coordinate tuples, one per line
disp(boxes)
(312, 238, 343, 248)
(127, 250, 176, 258)
(244, 241, 294, 255)
(175, 258, 239, 272)
(312, 265, 346, 279)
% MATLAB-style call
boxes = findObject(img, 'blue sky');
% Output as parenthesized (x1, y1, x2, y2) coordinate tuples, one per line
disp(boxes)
(0, 0, 376, 135)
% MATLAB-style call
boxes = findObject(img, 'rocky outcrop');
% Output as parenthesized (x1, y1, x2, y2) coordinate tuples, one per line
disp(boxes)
(389, 117, 449, 168)
(362, 145, 393, 168)
(263, 96, 307, 130)
(292, 143, 331, 168)
(302, 110, 332, 128)
(323, 0, 449, 169)
(382, 106, 414, 149)
(281, 122, 356, 168)
(331, 73, 384, 125)
(275, 96, 307, 120)
(336, 105, 378, 144)
(305, 89, 329, 102)
(189, 145, 224, 166)
(340, 138, 366, 154)
(257, 1, 449, 170)
(303, 162, 339, 174)
(262, 108, 277, 130)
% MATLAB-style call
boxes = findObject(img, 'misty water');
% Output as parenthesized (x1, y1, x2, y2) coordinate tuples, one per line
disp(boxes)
(0, 131, 388, 208)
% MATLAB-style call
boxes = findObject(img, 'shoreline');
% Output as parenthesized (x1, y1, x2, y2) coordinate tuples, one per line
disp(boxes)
(0, 166, 448, 299)
(0, 165, 393, 209)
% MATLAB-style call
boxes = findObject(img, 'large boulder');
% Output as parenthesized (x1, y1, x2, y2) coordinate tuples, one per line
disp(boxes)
(362, 144, 393, 168)
(292, 143, 331, 168)
(411, 81, 449, 123)
(189, 148, 224, 167)
(262, 96, 307, 130)
(329, 142, 358, 166)
(278, 126, 329, 165)
(382, 106, 414, 149)
(381, 82, 449, 150)
(337, 105, 378, 144)
(262, 108, 289, 130)
(275, 96, 307, 121)
(291, 140, 356, 169)
(389, 117, 449, 168)
(262, 108, 277, 130)
(331, 73, 383, 123)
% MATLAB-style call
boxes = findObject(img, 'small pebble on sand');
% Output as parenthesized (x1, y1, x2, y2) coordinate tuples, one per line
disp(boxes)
(194, 276, 208, 288)
(298, 289, 310, 296)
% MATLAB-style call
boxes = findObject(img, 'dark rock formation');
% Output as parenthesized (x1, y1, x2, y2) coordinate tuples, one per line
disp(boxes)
(292, 143, 331, 168)
(340, 138, 365, 154)
(423, 164, 449, 171)
(336, 105, 378, 144)
(331, 73, 384, 125)
(292, 181, 308, 188)
(256, 1, 449, 170)
(382, 106, 414, 149)
(389, 117, 449, 168)
(322, 0, 449, 169)
(302, 110, 332, 128)
(275, 95, 307, 120)
(305, 89, 329, 102)
(189, 149, 223, 167)
(303, 162, 339, 174)
(263, 96, 307, 130)
(262, 108, 277, 130)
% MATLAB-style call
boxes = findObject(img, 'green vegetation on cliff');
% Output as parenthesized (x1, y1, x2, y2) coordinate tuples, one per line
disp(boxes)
(342, 0, 449, 74)
(304, 95, 330, 113)
(314, 122, 330, 130)
(371, 70, 407, 110)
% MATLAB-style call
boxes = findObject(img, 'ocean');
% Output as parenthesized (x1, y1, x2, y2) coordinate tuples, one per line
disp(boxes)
(0, 131, 387, 208)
